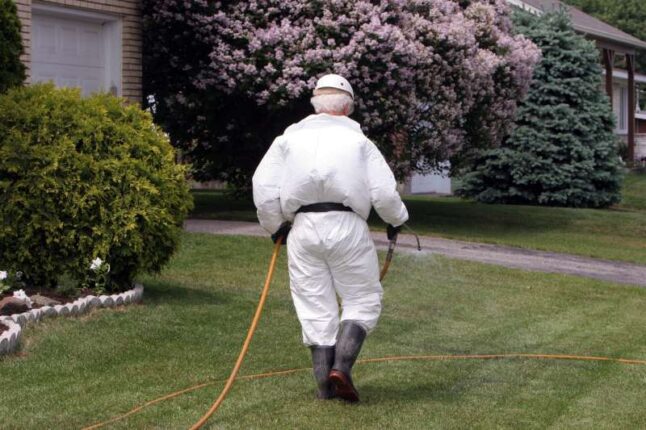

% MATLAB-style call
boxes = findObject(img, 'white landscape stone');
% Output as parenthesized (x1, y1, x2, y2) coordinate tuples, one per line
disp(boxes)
(41, 306, 56, 318)
(133, 285, 144, 302)
(0, 336, 8, 354)
(57, 304, 70, 317)
(7, 334, 15, 351)
(123, 292, 132, 304)
(8, 327, 20, 350)
(100, 296, 114, 308)
(67, 303, 79, 316)
(13, 313, 27, 327)
(76, 299, 87, 314)
(88, 296, 101, 308)
(29, 308, 42, 322)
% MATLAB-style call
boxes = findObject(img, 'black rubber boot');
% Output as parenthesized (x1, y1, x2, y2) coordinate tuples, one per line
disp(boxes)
(329, 321, 367, 403)
(310, 346, 336, 399)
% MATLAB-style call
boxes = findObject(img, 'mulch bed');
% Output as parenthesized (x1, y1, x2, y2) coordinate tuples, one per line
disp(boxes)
(0, 287, 93, 309)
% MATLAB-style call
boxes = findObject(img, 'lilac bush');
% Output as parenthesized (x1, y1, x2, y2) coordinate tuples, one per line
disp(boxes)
(143, 0, 540, 185)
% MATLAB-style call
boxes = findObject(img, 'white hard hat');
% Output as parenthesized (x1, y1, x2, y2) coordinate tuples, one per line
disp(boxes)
(314, 74, 354, 99)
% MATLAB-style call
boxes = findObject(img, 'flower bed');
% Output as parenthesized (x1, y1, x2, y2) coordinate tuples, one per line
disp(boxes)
(0, 284, 144, 356)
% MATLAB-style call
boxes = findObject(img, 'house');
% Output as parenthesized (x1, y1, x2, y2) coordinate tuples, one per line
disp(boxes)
(14, 0, 142, 103)
(508, 0, 646, 162)
(409, 0, 646, 194)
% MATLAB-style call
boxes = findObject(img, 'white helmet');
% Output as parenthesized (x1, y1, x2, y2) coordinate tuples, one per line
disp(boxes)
(314, 74, 354, 99)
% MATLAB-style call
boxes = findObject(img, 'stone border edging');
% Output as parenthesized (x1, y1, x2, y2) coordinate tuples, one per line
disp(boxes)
(0, 284, 144, 356)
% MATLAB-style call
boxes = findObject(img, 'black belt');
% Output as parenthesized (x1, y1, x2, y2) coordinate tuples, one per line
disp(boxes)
(296, 202, 354, 214)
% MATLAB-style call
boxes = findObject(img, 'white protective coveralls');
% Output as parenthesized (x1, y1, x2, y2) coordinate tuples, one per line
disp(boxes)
(252, 113, 409, 346)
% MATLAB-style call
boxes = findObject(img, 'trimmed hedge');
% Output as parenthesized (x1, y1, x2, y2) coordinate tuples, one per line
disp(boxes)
(0, 0, 25, 93)
(0, 84, 193, 291)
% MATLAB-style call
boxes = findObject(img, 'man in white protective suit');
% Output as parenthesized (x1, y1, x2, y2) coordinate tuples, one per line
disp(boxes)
(252, 74, 409, 403)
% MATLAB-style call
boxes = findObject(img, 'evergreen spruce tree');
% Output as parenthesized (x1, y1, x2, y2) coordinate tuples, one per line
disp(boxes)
(0, 0, 25, 93)
(456, 10, 623, 208)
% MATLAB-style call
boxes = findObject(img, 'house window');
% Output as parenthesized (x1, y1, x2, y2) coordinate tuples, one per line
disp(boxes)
(617, 86, 628, 133)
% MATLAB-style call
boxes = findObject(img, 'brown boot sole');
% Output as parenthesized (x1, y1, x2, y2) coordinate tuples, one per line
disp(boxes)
(329, 370, 359, 403)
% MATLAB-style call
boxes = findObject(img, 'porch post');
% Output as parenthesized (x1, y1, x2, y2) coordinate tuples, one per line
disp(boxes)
(602, 48, 615, 100)
(627, 53, 636, 162)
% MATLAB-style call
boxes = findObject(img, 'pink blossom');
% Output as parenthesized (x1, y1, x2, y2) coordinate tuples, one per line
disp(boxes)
(148, 0, 539, 178)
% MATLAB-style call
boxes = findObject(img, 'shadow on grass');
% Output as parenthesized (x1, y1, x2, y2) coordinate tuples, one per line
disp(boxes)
(392, 198, 577, 236)
(142, 279, 233, 306)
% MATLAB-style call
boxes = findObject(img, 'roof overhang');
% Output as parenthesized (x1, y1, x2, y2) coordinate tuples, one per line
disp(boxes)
(505, 0, 646, 51)
(576, 25, 646, 51)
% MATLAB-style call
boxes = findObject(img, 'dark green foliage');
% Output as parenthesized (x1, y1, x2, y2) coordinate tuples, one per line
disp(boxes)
(0, 0, 26, 93)
(457, 11, 623, 208)
(563, 0, 646, 72)
(0, 84, 193, 290)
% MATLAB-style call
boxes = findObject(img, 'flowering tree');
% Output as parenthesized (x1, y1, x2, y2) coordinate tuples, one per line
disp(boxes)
(143, 0, 540, 187)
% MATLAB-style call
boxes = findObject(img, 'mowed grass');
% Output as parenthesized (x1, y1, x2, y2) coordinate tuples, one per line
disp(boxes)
(620, 172, 646, 212)
(191, 173, 646, 265)
(1, 234, 646, 429)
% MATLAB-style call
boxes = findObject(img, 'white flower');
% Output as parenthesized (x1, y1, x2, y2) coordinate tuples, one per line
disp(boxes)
(0, 271, 7, 280)
(90, 258, 103, 271)
(13, 289, 33, 308)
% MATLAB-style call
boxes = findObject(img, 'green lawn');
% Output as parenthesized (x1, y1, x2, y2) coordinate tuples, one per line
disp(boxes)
(191, 173, 646, 265)
(620, 172, 646, 212)
(2, 234, 646, 429)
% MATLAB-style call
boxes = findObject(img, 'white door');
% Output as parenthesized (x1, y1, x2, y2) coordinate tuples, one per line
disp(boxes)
(32, 14, 105, 96)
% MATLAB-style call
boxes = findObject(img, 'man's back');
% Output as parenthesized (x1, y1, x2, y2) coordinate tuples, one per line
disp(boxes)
(278, 113, 372, 219)
(253, 113, 407, 235)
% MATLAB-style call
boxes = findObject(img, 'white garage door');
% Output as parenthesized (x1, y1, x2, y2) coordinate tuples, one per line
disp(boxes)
(32, 13, 105, 96)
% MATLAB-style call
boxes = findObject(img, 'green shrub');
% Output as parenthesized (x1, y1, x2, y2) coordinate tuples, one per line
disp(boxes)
(456, 11, 623, 208)
(0, 0, 26, 93)
(0, 84, 193, 291)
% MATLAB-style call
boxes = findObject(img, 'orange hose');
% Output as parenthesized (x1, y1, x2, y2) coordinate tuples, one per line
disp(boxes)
(358, 353, 646, 366)
(188, 239, 283, 430)
(81, 352, 646, 430)
(379, 260, 391, 281)
(379, 237, 397, 281)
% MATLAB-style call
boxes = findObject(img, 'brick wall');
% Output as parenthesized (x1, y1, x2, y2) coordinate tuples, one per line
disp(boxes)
(14, 0, 142, 103)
